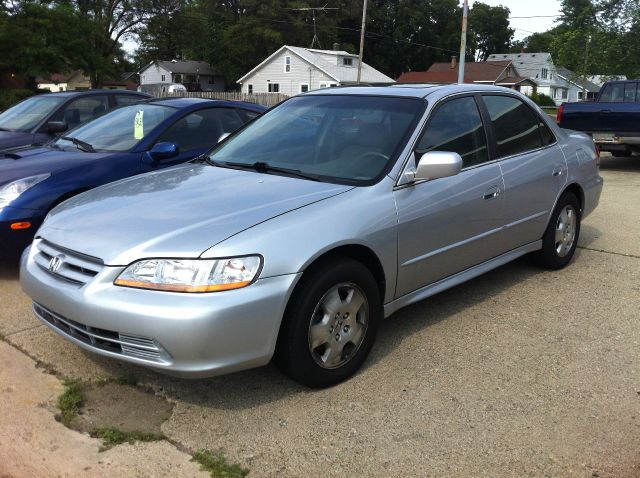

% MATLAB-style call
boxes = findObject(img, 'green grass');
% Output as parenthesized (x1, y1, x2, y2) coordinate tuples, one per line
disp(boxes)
(191, 449, 249, 478)
(57, 378, 85, 426)
(91, 427, 164, 450)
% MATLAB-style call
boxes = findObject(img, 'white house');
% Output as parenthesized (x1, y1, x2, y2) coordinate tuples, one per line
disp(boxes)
(237, 45, 395, 96)
(556, 68, 600, 102)
(487, 52, 569, 105)
(138, 60, 225, 92)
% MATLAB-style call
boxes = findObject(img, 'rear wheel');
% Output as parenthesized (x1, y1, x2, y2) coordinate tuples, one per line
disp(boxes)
(275, 257, 381, 388)
(533, 192, 581, 270)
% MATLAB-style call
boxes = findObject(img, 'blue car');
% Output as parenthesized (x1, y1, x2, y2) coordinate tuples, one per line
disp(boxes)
(0, 90, 151, 151)
(0, 97, 266, 258)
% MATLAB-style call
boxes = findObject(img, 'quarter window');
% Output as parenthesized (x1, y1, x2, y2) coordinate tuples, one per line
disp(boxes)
(624, 82, 637, 102)
(416, 96, 488, 168)
(482, 95, 544, 157)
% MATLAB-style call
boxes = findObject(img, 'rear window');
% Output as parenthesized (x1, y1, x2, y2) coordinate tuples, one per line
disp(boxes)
(600, 83, 625, 102)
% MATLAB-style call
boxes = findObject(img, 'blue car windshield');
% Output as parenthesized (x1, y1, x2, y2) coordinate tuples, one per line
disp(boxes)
(54, 104, 175, 152)
(0, 96, 65, 132)
(208, 95, 424, 184)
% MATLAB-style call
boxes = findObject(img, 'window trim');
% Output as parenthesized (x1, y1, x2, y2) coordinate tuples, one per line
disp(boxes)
(247, 84, 253, 94)
(299, 83, 309, 93)
(284, 56, 291, 73)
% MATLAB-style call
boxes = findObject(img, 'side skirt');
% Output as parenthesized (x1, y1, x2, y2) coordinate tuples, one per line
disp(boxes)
(383, 240, 542, 318)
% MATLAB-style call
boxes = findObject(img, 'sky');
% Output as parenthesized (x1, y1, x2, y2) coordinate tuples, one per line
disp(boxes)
(471, 0, 563, 41)
(122, 0, 563, 55)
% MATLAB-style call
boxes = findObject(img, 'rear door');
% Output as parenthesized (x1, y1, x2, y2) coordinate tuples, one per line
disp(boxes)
(394, 95, 505, 297)
(480, 94, 566, 252)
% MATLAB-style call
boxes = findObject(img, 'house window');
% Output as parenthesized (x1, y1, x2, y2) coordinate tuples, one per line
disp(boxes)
(541, 68, 548, 79)
(562, 89, 567, 99)
(208, 77, 214, 84)
(248, 84, 253, 94)
(300, 83, 309, 93)
(268, 83, 280, 93)
(578, 91, 583, 100)
(173, 74, 182, 83)
(161, 74, 166, 82)
(319, 83, 328, 88)
(343, 57, 353, 66)
(284, 56, 291, 73)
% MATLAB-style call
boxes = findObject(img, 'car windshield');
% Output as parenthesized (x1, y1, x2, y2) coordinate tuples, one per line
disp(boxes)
(208, 95, 424, 184)
(54, 104, 175, 153)
(0, 96, 65, 132)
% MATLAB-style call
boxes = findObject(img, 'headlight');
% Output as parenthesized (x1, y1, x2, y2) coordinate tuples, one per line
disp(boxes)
(0, 173, 51, 211)
(114, 256, 262, 293)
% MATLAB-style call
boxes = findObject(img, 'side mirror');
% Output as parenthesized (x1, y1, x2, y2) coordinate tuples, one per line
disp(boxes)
(148, 142, 179, 162)
(47, 121, 67, 134)
(217, 132, 231, 143)
(408, 151, 462, 181)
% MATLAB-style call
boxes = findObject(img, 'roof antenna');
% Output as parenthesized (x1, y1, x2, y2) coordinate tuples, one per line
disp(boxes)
(287, 4, 339, 49)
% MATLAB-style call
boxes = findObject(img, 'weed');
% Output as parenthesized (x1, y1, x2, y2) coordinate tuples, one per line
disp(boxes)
(57, 378, 85, 426)
(191, 449, 249, 478)
(91, 427, 164, 451)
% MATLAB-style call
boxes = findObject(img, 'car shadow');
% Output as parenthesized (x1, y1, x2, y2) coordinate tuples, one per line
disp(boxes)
(599, 155, 640, 172)
(106, 255, 547, 410)
(0, 261, 20, 281)
(578, 224, 603, 248)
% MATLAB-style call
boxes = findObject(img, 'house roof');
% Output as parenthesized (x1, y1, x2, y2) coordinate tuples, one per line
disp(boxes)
(494, 76, 538, 86)
(487, 53, 557, 82)
(237, 45, 395, 84)
(36, 70, 86, 84)
(556, 68, 601, 92)
(139, 60, 219, 76)
(397, 60, 512, 84)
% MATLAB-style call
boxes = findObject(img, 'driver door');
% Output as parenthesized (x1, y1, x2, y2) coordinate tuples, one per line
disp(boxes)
(394, 95, 505, 297)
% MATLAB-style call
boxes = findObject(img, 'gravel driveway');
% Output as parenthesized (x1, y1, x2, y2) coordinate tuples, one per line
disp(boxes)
(1, 156, 639, 477)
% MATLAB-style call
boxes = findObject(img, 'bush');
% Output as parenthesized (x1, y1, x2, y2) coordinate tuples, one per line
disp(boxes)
(0, 88, 37, 111)
(529, 92, 556, 107)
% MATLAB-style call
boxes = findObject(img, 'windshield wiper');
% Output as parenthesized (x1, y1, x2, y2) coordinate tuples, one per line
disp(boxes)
(60, 136, 95, 153)
(221, 161, 321, 181)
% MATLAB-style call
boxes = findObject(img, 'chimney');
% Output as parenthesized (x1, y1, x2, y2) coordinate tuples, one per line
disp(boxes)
(333, 42, 340, 51)
(450, 56, 457, 69)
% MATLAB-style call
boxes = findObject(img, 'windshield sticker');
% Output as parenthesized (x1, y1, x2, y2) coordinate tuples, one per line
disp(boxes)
(134, 110, 144, 139)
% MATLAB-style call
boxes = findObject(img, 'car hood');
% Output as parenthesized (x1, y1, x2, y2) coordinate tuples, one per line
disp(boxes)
(0, 130, 34, 152)
(39, 164, 353, 265)
(0, 146, 109, 185)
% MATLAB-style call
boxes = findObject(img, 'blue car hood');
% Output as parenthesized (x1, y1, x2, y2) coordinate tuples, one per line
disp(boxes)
(0, 147, 110, 185)
(39, 164, 353, 265)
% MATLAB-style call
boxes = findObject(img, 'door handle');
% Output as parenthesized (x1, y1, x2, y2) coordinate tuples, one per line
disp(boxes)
(552, 167, 566, 177)
(600, 109, 611, 115)
(483, 187, 500, 200)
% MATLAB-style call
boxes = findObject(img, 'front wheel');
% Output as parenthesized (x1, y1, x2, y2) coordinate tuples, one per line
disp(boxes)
(533, 191, 581, 270)
(275, 257, 382, 388)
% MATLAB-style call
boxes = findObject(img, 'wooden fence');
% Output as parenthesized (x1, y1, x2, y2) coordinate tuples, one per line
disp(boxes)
(155, 91, 289, 108)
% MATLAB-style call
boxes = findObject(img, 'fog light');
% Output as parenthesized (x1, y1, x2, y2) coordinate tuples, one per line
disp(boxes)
(10, 222, 31, 230)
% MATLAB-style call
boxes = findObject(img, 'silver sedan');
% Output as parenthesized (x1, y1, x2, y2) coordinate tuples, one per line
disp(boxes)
(20, 84, 603, 387)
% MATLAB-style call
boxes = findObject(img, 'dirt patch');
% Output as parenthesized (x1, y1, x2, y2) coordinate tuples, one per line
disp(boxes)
(71, 381, 172, 434)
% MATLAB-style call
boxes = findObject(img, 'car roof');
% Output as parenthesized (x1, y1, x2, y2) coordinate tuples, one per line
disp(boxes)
(141, 97, 266, 110)
(303, 83, 522, 99)
(41, 90, 148, 98)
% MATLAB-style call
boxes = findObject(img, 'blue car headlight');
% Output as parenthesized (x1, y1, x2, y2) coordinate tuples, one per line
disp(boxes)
(0, 173, 50, 212)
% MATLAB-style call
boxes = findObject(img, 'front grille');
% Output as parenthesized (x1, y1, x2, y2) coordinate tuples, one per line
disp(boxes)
(33, 303, 170, 364)
(34, 239, 103, 285)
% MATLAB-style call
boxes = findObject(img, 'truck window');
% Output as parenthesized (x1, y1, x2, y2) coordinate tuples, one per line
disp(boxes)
(624, 82, 638, 103)
(600, 83, 625, 103)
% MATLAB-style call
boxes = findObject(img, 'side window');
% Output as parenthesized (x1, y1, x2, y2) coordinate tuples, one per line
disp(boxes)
(416, 96, 488, 168)
(57, 96, 109, 128)
(482, 95, 543, 158)
(155, 108, 249, 153)
(624, 82, 637, 102)
(538, 118, 556, 146)
(115, 94, 145, 107)
(599, 83, 624, 102)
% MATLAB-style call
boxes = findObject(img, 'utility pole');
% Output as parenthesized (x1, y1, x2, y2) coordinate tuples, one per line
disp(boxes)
(458, 0, 469, 84)
(357, 0, 368, 84)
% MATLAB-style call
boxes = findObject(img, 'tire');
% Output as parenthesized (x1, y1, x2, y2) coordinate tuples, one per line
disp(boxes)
(533, 191, 581, 270)
(275, 257, 382, 388)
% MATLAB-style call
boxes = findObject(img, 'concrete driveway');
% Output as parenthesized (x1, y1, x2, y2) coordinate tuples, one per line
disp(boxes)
(1, 156, 639, 477)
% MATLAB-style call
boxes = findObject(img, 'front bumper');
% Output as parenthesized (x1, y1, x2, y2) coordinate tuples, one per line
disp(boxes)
(20, 241, 300, 378)
(0, 206, 44, 260)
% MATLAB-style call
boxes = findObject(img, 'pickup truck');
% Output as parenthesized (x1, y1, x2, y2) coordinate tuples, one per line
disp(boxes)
(558, 80, 640, 156)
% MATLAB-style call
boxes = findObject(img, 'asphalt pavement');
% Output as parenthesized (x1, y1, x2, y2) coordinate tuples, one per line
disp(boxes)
(1, 155, 639, 477)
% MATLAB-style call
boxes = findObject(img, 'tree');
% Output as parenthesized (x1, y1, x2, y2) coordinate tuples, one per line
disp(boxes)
(468, 2, 514, 61)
